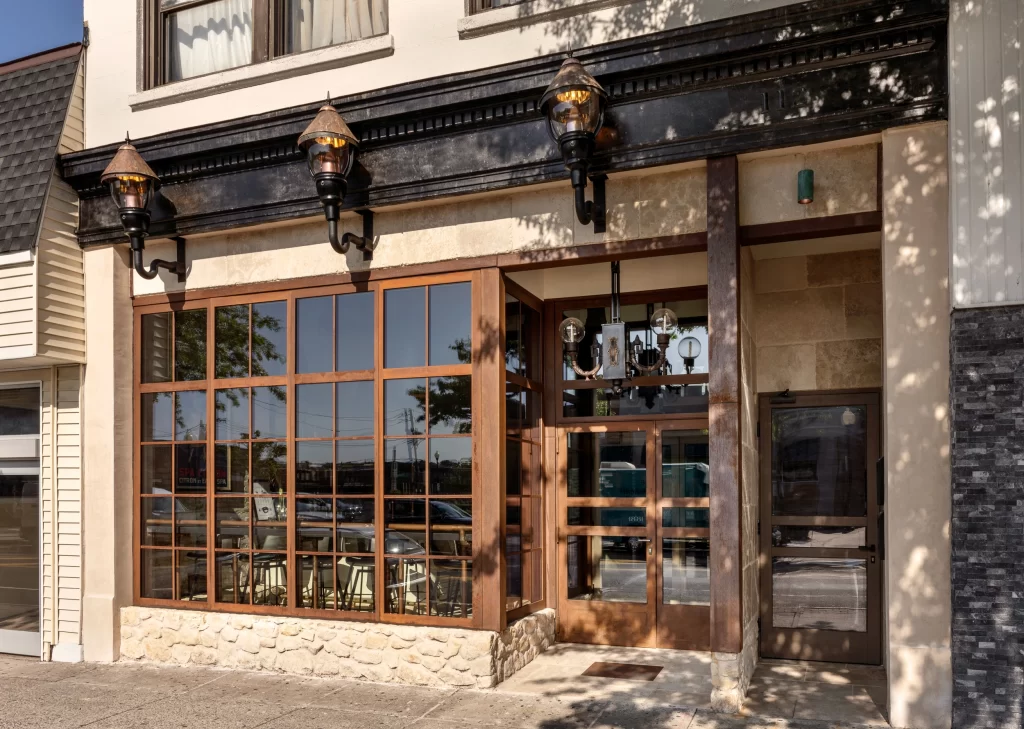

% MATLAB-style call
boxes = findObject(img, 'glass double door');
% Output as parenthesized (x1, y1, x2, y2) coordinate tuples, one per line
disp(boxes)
(556, 422, 710, 649)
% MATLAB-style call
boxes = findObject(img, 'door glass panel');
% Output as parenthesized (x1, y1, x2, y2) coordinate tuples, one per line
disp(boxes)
(429, 283, 472, 365)
(771, 407, 868, 517)
(385, 287, 426, 369)
(252, 301, 287, 377)
(663, 537, 709, 605)
(566, 535, 647, 603)
(661, 430, 709, 497)
(567, 507, 646, 527)
(772, 526, 866, 548)
(566, 431, 647, 498)
(661, 507, 709, 528)
(0, 474, 39, 632)
(337, 292, 375, 372)
(296, 296, 333, 374)
(772, 557, 867, 632)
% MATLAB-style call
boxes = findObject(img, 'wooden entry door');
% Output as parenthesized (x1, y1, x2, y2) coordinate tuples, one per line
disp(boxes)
(759, 392, 882, 665)
(556, 422, 711, 650)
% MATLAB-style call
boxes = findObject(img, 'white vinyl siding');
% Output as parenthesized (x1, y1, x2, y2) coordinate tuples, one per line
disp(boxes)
(0, 262, 36, 359)
(35, 175, 86, 363)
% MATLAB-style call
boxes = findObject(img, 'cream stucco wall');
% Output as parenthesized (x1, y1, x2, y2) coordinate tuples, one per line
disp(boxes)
(881, 122, 952, 729)
(83, 0, 806, 146)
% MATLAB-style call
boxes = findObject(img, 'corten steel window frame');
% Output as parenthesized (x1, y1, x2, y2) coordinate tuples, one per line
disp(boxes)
(133, 271, 492, 629)
(142, 0, 389, 89)
(545, 284, 711, 426)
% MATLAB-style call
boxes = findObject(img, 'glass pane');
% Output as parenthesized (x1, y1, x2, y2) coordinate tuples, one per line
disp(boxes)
(215, 388, 249, 441)
(175, 390, 207, 442)
(141, 392, 173, 441)
(141, 313, 172, 384)
(338, 556, 376, 612)
(215, 498, 249, 548)
(772, 526, 867, 549)
(252, 386, 287, 439)
(337, 499, 375, 553)
(0, 479, 37, 630)
(174, 497, 207, 547)
(430, 437, 471, 495)
(566, 535, 647, 603)
(430, 499, 472, 556)
(296, 498, 334, 551)
(524, 389, 541, 443)
(215, 444, 249, 493)
(142, 496, 173, 546)
(216, 552, 250, 603)
(772, 407, 868, 517)
(296, 441, 333, 495)
(506, 439, 521, 496)
(141, 445, 172, 494)
(507, 551, 523, 611)
(337, 292, 375, 371)
(506, 502, 521, 526)
(431, 560, 472, 618)
(662, 430, 710, 498)
(175, 309, 207, 381)
(336, 441, 375, 495)
(428, 376, 471, 435)
(254, 498, 287, 549)
(252, 441, 287, 493)
(175, 444, 207, 493)
(772, 557, 867, 632)
(385, 287, 425, 368)
(300, 554, 334, 609)
(141, 550, 173, 600)
(297, 296, 333, 374)
(384, 440, 426, 495)
(384, 378, 425, 436)
(505, 295, 520, 374)
(506, 384, 523, 436)
(336, 380, 374, 437)
(251, 553, 288, 606)
(563, 385, 709, 418)
(566, 431, 647, 498)
(165, 0, 254, 83)
(567, 507, 646, 527)
(521, 302, 540, 378)
(281, 0, 386, 54)
(385, 558, 428, 615)
(663, 538, 710, 605)
(662, 507, 709, 529)
(429, 283, 471, 365)
(384, 499, 426, 554)
(176, 550, 206, 601)
(0, 388, 37, 436)
(252, 301, 287, 377)
(215, 305, 249, 378)
(296, 383, 333, 439)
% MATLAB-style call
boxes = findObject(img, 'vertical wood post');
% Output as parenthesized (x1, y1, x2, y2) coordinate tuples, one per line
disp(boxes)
(475, 268, 506, 632)
(707, 156, 743, 654)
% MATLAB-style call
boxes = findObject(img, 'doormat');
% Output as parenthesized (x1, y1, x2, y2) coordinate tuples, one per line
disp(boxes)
(582, 662, 663, 681)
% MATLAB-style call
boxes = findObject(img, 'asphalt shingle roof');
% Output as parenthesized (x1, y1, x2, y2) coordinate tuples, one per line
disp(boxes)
(0, 48, 81, 254)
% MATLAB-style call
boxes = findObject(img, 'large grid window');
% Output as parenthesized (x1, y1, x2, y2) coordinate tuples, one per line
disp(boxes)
(135, 276, 476, 625)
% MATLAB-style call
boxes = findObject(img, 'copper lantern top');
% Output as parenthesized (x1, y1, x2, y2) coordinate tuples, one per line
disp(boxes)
(100, 139, 159, 188)
(298, 103, 359, 151)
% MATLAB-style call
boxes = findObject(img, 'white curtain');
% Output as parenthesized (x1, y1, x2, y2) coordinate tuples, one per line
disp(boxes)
(288, 0, 386, 53)
(167, 0, 254, 82)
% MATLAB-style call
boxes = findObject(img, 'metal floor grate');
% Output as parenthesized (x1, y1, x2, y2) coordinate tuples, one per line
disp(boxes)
(581, 662, 663, 681)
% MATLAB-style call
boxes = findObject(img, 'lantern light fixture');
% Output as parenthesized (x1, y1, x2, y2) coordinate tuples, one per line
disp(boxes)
(677, 336, 702, 374)
(797, 168, 814, 204)
(298, 97, 375, 260)
(101, 135, 186, 281)
(540, 56, 608, 233)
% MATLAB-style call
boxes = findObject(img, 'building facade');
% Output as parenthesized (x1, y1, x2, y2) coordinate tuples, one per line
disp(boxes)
(21, 0, 1023, 726)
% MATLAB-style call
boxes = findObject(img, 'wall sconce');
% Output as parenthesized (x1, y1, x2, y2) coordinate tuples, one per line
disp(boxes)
(540, 56, 608, 233)
(797, 168, 814, 204)
(677, 336, 701, 375)
(298, 100, 375, 260)
(101, 137, 186, 281)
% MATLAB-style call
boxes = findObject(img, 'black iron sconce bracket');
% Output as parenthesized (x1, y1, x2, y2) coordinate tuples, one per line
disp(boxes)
(573, 173, 606, 233)
(130, 234, 187, 282)
(327, 208, 375, 261)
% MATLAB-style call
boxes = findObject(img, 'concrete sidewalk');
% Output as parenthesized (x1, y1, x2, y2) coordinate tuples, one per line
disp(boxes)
(0, 654, 885, 729)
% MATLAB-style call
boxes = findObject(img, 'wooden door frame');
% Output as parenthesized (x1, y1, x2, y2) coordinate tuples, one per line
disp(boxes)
(757, 389, 883, 665)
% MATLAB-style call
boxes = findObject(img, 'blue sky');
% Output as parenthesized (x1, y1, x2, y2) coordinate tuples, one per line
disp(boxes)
(0, 0, 84, 64)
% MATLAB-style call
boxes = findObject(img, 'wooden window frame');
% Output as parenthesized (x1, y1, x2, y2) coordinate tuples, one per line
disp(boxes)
(133, 272, 485, 629)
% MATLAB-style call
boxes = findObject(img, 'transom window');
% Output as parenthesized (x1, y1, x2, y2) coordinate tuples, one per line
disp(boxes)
(149, 0, 388, 86)
(135, 275, 476, 625)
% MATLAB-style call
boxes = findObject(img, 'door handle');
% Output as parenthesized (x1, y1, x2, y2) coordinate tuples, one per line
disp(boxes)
(857, 545, 876, 553)
(636, 538, 652, 543)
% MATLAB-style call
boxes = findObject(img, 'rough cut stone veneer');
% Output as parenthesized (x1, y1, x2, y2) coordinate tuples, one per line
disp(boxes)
(119, 607, 554, 688)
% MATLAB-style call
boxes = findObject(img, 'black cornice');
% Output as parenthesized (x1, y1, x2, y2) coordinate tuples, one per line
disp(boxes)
(62, 0, 948, 246)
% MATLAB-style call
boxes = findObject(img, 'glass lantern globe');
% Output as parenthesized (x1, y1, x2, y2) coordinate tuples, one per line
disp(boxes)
(298, 103, 359, 179)
(100, 138, 160, 211)
(678, 336, 702, 360)
(559, 317, 586, 344)
(650, 308, 678, 336)
(540, 58, 607, 141)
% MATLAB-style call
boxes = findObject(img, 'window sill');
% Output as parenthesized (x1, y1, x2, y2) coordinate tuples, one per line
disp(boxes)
(129, 34, 395, 112)
(457, 0, 635, 40)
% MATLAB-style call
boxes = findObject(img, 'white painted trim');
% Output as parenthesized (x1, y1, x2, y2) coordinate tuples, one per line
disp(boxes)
(51, 642, 84, 663)
(457, 0, 636, 39)
(0, 629, 40, 657)
(0, 250, 34, 267)
(129, 34, 395, 111)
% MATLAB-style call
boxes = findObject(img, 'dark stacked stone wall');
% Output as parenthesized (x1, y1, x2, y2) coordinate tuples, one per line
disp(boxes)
(951, 304, 1024, 729)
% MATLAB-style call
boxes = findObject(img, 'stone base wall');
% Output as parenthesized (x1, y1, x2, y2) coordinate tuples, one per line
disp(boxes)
(711, 641, 756, 714)
(120, 607, 554, 689)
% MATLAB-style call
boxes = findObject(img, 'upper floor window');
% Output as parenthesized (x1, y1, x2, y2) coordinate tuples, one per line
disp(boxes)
(153, 0, 388, 85)
(468, 0, 522, 12)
